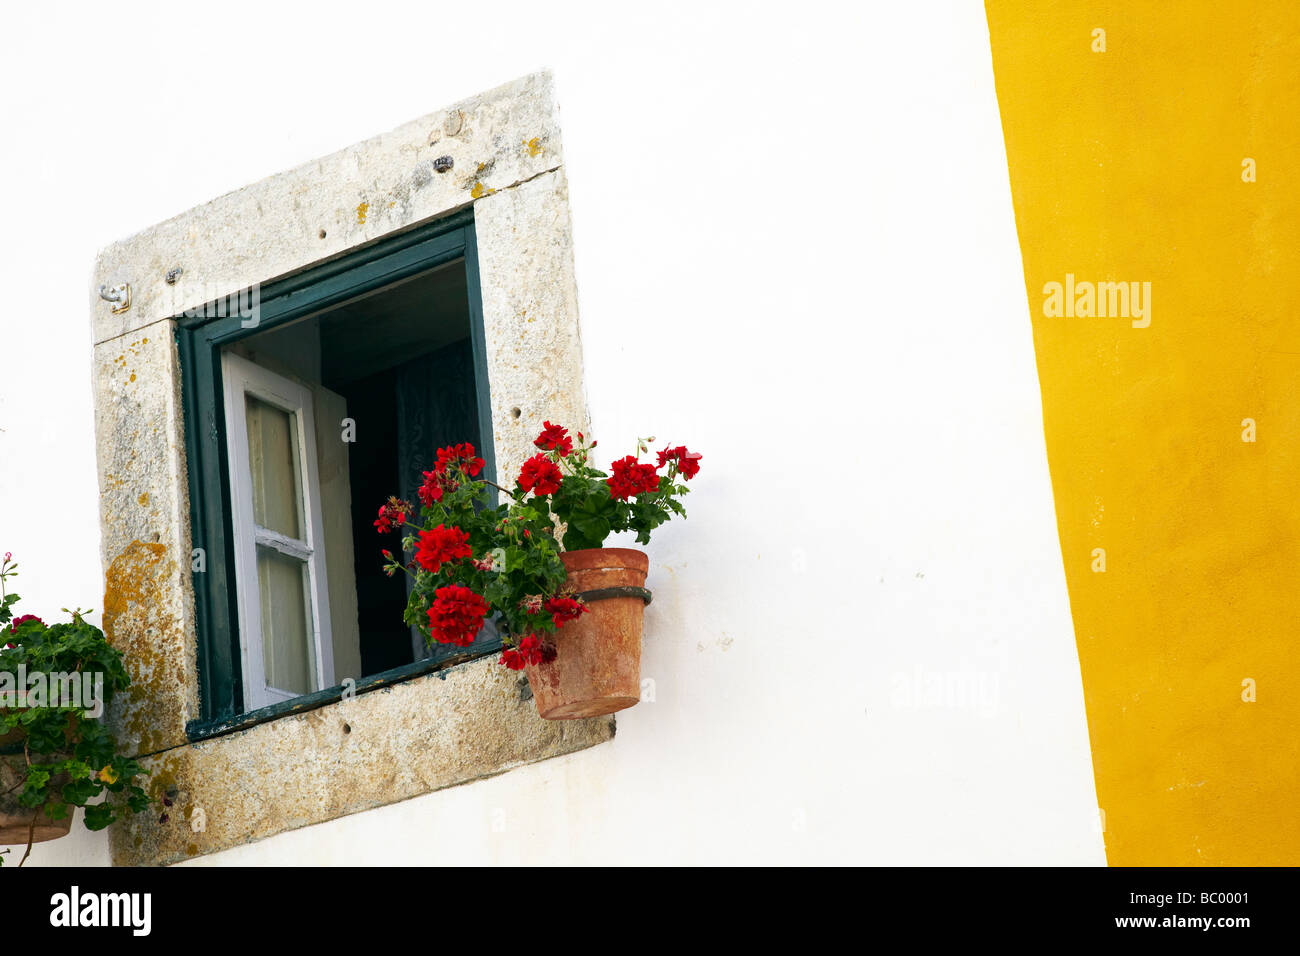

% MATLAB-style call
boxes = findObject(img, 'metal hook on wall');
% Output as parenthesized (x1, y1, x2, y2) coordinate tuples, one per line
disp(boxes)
(99, 283, 131, 314)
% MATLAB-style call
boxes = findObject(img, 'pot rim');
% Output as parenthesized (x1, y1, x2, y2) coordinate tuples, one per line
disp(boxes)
(559, 547, 648, 573)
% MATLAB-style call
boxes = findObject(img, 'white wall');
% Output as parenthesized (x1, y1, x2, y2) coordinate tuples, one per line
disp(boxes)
(1, 0, 1104, 865)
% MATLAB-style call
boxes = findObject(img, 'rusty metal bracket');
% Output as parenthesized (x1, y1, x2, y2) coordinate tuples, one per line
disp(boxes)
(574, 586, 652, 606)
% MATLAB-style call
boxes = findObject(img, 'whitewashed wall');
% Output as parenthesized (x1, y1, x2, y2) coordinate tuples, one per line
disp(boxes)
(0, 0, 1104, 865)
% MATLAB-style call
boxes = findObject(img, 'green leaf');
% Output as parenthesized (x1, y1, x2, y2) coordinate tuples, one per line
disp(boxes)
(82, 803, 116, 831)
(61, 777, 100, 806)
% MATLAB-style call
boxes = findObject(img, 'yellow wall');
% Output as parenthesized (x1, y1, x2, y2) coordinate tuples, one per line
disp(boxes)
(986, 0, 1300, 865)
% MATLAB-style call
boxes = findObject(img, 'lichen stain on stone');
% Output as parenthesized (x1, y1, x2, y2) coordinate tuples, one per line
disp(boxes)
(102, 540, 174, 754)
(103, 541, 166, 631)
(356, 201, 369, 224)
(137, 492, 149, 506)
(525, 137, 542, 157)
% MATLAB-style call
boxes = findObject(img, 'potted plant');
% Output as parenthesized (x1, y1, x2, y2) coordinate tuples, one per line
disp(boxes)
(0, 553, 151, 866)
(375, 423, 702, 719)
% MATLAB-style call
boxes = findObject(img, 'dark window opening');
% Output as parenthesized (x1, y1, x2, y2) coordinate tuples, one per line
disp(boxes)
(179, 212, 496, 737)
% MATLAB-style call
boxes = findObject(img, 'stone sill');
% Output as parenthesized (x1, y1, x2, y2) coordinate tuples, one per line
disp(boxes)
(111, 655, 614, 866)
(184, 644, 495, 743)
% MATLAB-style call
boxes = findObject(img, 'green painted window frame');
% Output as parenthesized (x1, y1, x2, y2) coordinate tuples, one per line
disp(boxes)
(177, 209, 498, 742)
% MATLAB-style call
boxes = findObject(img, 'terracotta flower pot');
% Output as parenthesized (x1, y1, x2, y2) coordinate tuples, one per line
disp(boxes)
(0, 709, 77, 750)
(0, 753, 73, 846)
(525, 548, 650, 720)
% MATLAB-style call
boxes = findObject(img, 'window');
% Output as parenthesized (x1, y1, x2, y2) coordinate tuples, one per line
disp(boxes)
(221, 353, 335, 709)
(179, 211, 499, 736)
(92, 73, 612, 864)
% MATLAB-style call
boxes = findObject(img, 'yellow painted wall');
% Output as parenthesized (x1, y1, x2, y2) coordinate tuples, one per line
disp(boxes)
(986, 1, 1300, 865)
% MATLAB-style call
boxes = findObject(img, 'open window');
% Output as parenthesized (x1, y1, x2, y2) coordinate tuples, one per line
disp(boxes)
(91, 73, 609, 864)
(179, 212, 498, 736)
(221, 352, 335, 709)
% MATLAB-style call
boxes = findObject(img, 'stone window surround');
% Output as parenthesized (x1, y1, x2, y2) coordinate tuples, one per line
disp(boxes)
(89, 72, 613, 866)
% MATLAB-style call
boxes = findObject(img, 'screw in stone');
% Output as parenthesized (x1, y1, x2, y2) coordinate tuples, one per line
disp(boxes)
(165, 268, 183, 285)
(433, 155, 454, 173)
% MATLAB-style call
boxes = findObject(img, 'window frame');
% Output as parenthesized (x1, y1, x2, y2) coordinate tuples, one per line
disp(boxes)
(177, 208, 498, 740)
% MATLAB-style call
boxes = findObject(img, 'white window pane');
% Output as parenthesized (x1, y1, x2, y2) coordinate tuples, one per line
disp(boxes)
(245, 395, 303, 539)
(257, 546, 314, 696)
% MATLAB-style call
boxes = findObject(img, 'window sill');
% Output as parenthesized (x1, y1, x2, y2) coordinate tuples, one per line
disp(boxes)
(184, 643, 500, 743)
(114, 654, 614, 866)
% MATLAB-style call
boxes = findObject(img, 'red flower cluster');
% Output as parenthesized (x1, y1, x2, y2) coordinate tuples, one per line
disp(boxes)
(517, 453, 563, 496)
(499, 634, 556, 670)
(374, 498, 411, 534)
(534, 421, 573, 456)
(657, 445, 703, 480)
(2, 613, 44, 648)
(415, 525, 473, 573)
(418, 470, 446, 507)
(544, 596, 588, 628)
(426, 585, 489, 646)
(417, 443, 485, 506)
(436, 442, 486, 476)
(606, 456, 661, 500)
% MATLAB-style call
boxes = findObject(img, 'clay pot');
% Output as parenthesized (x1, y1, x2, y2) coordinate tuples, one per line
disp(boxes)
(525, 548, 649, 720)
(0, 753, 73, 846)
(0, 712, 80, 846)
(0, 709, 77, 749)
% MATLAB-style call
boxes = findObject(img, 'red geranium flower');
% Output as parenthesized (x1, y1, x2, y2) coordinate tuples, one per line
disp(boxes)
(518, 453, 563, 496)
(544, 596, 588, 629)
(426, 585, 489, 646)
(373, 498, 410, 534)
(10, 614, 44, 629)
(418, 470, 446, 507)
(435, 442, 485, 477)
(656, 445, 703, 479)
(534, 421, 573, 456)
(500, 634, 551, 670)
(415, 525, 473, 573)
(606, 456, 661, 500)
